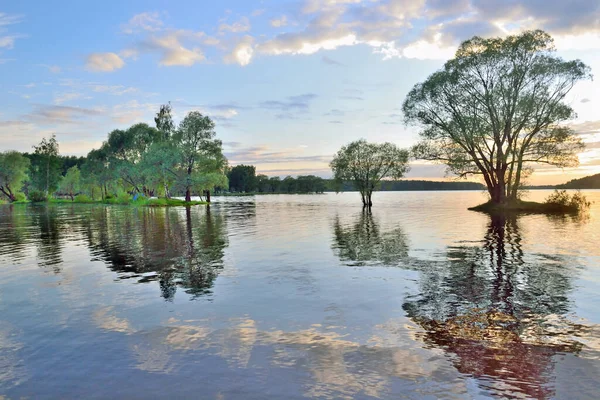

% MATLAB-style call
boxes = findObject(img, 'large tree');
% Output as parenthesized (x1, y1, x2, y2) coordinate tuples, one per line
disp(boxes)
(330, 139, 410, 207)
(175, 111, 227, 202)
(59, 165, 81, 201)
(0, 151, 30, 202)
(30, 134, 61, 196)
(403, 30, 591, 204)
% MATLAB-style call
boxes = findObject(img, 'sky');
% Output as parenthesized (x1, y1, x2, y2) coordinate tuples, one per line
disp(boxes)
(1, 0, 599, 185)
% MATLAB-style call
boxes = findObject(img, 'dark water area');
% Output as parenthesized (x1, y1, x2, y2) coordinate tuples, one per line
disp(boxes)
(1, 191, 599, 399)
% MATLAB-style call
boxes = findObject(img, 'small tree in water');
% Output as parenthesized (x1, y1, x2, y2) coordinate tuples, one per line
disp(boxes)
(403, 30, 591, 205)
(330, 139, 410, 207)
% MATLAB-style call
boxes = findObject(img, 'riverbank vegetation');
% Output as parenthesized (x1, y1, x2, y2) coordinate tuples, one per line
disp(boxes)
(0, 103, 226, 206)
(470, 190, 591, 214)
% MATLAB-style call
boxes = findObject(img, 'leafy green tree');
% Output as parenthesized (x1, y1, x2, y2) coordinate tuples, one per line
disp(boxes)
(175, 111, 227, 202)
(141, 142, 180, 198)
(30, 134, 61, 196)
(403, 30, 591, 204)
(59, 165, 81, 201)
(105, 123, 161, 194)
(81, 148, 113, 200)
(256, 174, 270, 193)
(0, 151, 30, 202)
(155, 102, 175, 141)
(280, 176, 297, 193)
(330, 139, 410, 207)
(268, 176, 281, 193)
(227, 165, 257, 192)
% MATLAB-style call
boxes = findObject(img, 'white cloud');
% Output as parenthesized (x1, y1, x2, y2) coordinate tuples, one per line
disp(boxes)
(54, 92, 91, 105)
(224, 36, 254, 66)
(150, 34, 205, 66)
(121, 12, 164, 34)
(218, 17, 251, 33)
(85, 52, 125, 72)
(92, 85, 138, 95)
(270, 16, 288, 28)
(0, 35, 19, 49)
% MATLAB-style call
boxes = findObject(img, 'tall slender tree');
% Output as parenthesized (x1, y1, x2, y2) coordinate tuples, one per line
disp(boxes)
(31, 134, 61, 196)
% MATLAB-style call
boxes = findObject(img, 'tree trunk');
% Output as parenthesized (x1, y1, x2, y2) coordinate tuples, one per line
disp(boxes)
(185, 187, 192, 202)
(204, 190, 211, 203)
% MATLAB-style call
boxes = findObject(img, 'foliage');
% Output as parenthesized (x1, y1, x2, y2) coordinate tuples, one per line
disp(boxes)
(544, 190, 591, 212)
(0, 151, 30, 202)
(228, 164, 257, 192)
(27, 190, 48, 203)
(74, 194, 95, 203)
(174, 111, 227, 202)
(155, 102, 175, 140)
(403, 30, 591, 204)
(30, 134, 61, 195)
(58, 165, 81, 201)
(330, 139, 410, 207)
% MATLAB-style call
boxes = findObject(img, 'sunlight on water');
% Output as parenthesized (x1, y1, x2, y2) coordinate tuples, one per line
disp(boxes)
(0, 191, 599, 399)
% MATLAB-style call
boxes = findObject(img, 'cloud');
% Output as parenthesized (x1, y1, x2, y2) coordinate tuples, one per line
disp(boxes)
(570, 120, 600, 136)
(0, 13, 23, 50)
(121, 12, 164, 34)
(224, 143, 332, 166)
(581, 98, 591, 103)
(325, 108, 345, 116)
(259, 94, 318, 118)
(322, 55, 344, 66)
(0, 35, 21, 49)
(131, 33, 206, 66)
(219, 17, 251, 33)
(39, 64, 61, 73)
(85, 52, 125, 72)
(223, 35, 254, 66)
(92, 85, 138, 96)
(53, 92, 91, 105)
(26, 104, 104, 125)
(270, 16, 288, 28)
(251, 9, 266, 17)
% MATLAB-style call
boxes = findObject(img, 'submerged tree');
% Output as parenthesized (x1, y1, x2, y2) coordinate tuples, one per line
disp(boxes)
(0, 151, 30, 202)
(403, 30, 591, 204)
(330, 139, 410, 207)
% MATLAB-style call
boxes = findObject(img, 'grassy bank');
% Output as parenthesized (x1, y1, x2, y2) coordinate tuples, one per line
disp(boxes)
(469, 200, 581, 214)
(2, 196, 207, 207)
(469, 191, 591, 215)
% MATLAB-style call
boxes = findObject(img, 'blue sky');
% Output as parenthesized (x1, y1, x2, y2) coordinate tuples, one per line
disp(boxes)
(1, 0, 600, 184)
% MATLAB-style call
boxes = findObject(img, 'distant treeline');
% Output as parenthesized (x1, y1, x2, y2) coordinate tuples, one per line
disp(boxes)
(556, 173, 600, 189)
(226, 165, 486, 194)
(331, 180, 486, 192)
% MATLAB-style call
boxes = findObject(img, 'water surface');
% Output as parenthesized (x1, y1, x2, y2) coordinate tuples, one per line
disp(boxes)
(1, 191, 599, 399)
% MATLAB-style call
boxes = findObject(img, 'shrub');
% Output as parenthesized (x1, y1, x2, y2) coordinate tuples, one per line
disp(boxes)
(27, 190, 48, 203)
(74, 194, 94, 203)
(544, 190, 591, 212)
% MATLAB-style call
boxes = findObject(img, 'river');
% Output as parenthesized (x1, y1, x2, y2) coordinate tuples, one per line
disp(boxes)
(1, 190, 599, 399)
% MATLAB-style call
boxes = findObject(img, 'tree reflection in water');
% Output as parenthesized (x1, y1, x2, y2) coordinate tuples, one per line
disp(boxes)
(404, 214, 590, 399)
(83, 206, 227, 300)
(332, 209, 409, 266)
